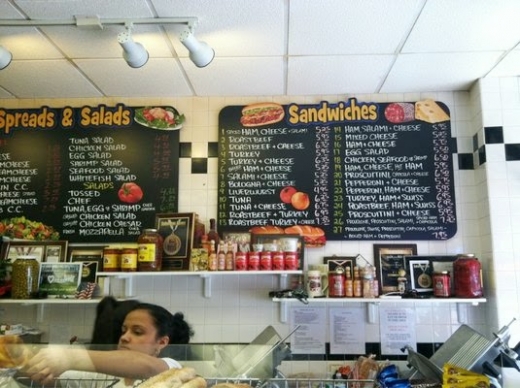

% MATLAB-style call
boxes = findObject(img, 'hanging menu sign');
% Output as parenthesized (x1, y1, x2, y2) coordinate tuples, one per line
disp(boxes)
(0, 104, 182, 243)
(218, 99, 457, 241)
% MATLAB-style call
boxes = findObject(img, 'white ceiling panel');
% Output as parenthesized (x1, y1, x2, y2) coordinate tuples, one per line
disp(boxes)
(403, 0, 520, 52)
(0, 0, 520, 99)
(179, 57, 285, 96)
(289, 0, 424, 55)
(381, 52, 504, 93)
(288, 55, 394, 95)
(75, 58, 193, 97)
(0, 61, 103, 98)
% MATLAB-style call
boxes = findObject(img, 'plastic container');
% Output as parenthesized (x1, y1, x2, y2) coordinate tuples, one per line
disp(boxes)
(137, 228, 163, 271)
(11, 255, 39, 299)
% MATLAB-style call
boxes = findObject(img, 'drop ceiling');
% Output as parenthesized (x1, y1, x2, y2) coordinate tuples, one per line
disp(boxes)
(0, 0, 519, 99)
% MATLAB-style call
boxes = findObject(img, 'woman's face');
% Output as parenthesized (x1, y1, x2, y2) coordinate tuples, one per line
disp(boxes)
(118, 309, 169, 356)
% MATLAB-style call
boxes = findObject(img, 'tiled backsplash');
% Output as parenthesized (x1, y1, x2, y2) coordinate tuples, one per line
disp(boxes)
(3, 81, 520, 371)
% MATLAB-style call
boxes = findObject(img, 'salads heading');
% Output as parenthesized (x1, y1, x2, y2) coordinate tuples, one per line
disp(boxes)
(0, 104, 184, 135)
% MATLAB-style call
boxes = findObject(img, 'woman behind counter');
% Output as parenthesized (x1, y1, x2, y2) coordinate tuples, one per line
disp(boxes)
(25, 302, 194, 387)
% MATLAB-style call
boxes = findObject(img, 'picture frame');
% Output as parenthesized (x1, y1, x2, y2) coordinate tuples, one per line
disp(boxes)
(155, 212, 195, 271)
(323, 256, 357, 278)
(250, 234, 304, 270)
(407, 259, 433, 294)
(1, 240, 68, 263)
(407, 255, 458, 295)
(39, 262, 82, 298)
(67, 244, 107, 271)
(373, 244, 417, 294)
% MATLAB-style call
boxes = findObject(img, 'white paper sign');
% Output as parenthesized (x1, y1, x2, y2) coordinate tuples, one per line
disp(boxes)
(329, 306, 365, 354)
(379, 306, 416, 355)
(289, 306, 326, 354)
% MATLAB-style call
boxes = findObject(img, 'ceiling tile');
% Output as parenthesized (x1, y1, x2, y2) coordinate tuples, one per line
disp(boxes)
(287, 55, 395, 95)
(12, 0, 155, 18)
(288, 0, 423, 55)
(153, 0, 286, 56)
(179, 57, 285, 96)
(0, 61, 103, 98)
(0, 27, 64, 60)
(403, 0, 520, 52)
(75, 58, 193, 97)
(381, 52, 504, 93)
(487, 50, 520, 78)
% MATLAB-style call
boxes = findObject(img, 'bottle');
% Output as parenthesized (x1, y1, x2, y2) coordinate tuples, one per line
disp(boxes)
(193, 214, 206, 248)
(207, 218, 220, 246)
(217, 242, 226, 271)
(137, 228, 163, 271)
(362, 265, 374, 298)
(353, 266, 362, 297)
(12, 256, 39, 299)
(225, 242, 235, 271)
(328, 267, 345, 297)
(345, 268, 353, 297)
(208, 240, 218, 271)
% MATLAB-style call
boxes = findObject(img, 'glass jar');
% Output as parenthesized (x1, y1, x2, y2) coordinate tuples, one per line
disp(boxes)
(453, 254, 483, 298)
(12, 255, 40, 299)
(120, 246, 138, 272)
(103, 248, 121, 272)
(137, 229, 163, 271)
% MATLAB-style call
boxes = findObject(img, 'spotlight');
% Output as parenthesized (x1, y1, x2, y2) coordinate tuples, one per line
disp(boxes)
(179, 29, 214, 68)
(118, 27, 149, 68)
(0, 45, 12, 70)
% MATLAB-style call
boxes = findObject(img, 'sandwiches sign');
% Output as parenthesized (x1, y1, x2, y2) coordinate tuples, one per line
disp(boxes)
(217, 98, 457, 242)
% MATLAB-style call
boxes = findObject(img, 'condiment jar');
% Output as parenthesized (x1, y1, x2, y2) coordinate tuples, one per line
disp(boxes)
(12, 255, 40, 299)
(453, 254, 483, 298)
(120, 246, 138, 272)
(103, 247, 121, 272)
(137, 228, 163, 271)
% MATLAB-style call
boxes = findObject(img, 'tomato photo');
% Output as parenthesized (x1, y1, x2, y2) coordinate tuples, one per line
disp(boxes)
(118, 182, 144, 204)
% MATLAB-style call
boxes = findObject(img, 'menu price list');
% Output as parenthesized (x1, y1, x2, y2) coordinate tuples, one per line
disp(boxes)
(217, 100, 457, 241)
(0, 105, 180, 243)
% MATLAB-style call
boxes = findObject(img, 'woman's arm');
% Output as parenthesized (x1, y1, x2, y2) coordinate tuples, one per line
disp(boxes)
(25, 347, 171, 385)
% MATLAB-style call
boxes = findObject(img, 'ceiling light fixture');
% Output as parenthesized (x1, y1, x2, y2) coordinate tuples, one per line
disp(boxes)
(118, 23, 149, 68)
(0, 45, 12, 70)
(0, 16, 214, 70)
(180, 29, 215, 68)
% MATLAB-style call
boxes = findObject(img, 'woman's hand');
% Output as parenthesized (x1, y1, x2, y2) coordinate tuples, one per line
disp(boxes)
(24, 347, 74, 385)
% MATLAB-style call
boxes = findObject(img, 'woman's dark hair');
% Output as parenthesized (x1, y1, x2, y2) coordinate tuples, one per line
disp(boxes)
(90, 296, 141, 348)
(131, 303, 194, 345)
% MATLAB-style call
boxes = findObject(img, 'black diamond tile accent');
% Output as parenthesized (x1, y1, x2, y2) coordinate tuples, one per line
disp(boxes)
(472, 133, 479, 152)
(208, 142, 219, 157)
(485, 126, 504, 144)
(505, 144, 520, 161)
(191, 158, 208, 174)
(179, 142, 192, 158)
(458, 153, 474, 170)
(450, 137, 458, 154)
(478, 145, 486, 165)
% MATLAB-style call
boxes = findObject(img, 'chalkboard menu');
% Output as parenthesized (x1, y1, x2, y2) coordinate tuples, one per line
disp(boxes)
(0, 104, 180, 243)
(218, 99, 457, 240)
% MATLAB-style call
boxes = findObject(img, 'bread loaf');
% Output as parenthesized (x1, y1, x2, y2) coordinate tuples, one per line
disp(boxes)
(249, 225, 285, 234)
(0, 335, 31, 368)
(180, 376, 207, 388)
(138, 367, 197, 388)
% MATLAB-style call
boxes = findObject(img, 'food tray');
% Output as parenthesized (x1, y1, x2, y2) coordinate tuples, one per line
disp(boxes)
(14, 376, 119, 388)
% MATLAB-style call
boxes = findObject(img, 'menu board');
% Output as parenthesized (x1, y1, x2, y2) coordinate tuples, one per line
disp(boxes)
(218, 99, 457, 240)
(0, 104, 181, 243)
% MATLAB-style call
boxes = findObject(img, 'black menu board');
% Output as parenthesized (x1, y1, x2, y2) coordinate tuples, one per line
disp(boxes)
(0, 104, 180, 243)
(218, 99, 457, 240)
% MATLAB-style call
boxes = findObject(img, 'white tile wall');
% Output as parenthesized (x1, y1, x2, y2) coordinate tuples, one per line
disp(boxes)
(2, 83, 518, 373)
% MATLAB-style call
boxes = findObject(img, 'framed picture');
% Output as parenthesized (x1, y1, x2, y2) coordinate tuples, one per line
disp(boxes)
(250, 234, 304, 270)
(373, 244, 417, 294)
(407, 259, 433, 294)
(39, 262, 82, 298)
(323, 256, 356, 278)
(1, 240, 68, 262)
(155, 212, 195, 271)
(408, 255, 458, 295)
(68, 244, 107, 271)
